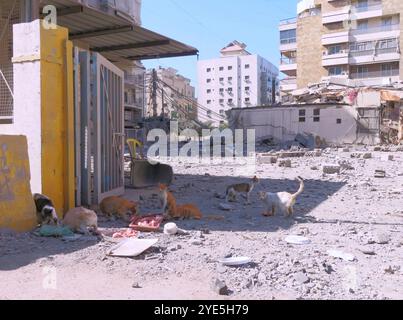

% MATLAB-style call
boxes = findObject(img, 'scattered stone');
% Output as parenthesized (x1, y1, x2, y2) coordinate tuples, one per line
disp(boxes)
(327, 250, 355, 262)
(338, 160, 354, 171)
(363, 153, 372, 159)
(373, 146, 381, 152)
(381, 154, 394, 161)
(360, 248, 376, 256)
(322, 263, 335, 274)
(375, 233, 390, 245)
(311, 166, 319, 171)
(279, 159, 292, 168)
(219, 203, 233, 211)
(323, 164, 341, 175)
(132, 282, 141, 289)
(375, 170, 386, 178)
(342, 147, 350, 152)
(211, 279, 229, 296)
(189, 239, 203, 246)
(259, 155, 278, 164)
(294, 272, 310, 284)
(384, 265, 400, 275)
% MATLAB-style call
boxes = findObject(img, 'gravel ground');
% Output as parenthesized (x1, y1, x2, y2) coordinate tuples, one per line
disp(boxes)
(0, 145, 402, 300)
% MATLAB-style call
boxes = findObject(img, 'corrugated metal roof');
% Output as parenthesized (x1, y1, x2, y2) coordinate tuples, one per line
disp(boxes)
(40, 0, 198, 61)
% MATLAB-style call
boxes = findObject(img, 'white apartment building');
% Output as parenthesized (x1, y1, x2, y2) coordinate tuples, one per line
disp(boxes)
(197, 41, 279, 126)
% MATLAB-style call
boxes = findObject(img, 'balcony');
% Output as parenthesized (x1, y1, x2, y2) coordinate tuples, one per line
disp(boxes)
(280, 38, 297, 52)
(350, 2, 383, 20)
(279, 57, 297, 73)
(279, 17, 297, 31)
(349, 47, 400, 65)
(280, 77, 297, 92)
(322, 7, 350, 25)
(322, 50, 349, 66)
(322, 31, 349, 45)
(350, 69, 400, 86)
(351, 24, 400, 42)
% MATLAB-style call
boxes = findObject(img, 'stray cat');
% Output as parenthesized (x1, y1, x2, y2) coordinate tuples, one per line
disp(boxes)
(33, 193, 59, 226)
(226, 176, 259, 204)
(174, 204, 203, 220)
(159, 184, 202, 220)
(63, 207, 98, 235)
(100, 196, 138, 222)
(258, 177, 304, 217)
(159, 183, 177, 217)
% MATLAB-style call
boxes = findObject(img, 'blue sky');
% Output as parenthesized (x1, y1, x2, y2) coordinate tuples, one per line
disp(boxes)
(142, 0, 298, 93)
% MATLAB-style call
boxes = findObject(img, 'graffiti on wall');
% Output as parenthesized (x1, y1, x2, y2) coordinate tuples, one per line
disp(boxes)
(0, 143, 15, 201)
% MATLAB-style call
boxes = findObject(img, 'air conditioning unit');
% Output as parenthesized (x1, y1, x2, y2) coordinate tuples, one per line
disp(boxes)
(341, 71, 349, 76)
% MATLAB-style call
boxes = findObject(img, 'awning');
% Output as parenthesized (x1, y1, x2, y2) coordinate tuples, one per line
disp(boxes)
(40, 0, 198, 61)
(381, 90, 403, 102)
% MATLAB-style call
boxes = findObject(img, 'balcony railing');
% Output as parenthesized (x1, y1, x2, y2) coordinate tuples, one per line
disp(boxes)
(351, 24, 400, 36)
(280, 38, 297, 45)
(280, 77, 297, 85)
(351, 2, 382, 13)
(280, 57, 297, 65)
(350, 69, 399, 79)
(350, 47, 399, 57)
(279, 17, 297, 26)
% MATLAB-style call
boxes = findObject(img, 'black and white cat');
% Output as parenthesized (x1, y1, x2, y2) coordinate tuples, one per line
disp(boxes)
(33, 193, 59, 226)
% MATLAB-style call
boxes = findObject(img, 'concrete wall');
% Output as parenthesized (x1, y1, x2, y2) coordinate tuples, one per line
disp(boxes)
(0, 135, 37, 232)
(0, 20, 75, 219)
(229, 105, 366, 145)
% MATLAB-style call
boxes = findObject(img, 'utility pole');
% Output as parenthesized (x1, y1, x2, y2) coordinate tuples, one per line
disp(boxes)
(152, 69, 158, 117)
(161, 86, 165, 117)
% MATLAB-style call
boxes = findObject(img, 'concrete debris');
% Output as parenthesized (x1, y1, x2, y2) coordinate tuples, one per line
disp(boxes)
(211, 279, 230, 296)
(363, 153, 372, 159)
(294, 272, 310, 284)
(327, 250, 355, 262)
(375, 233, 390, 245)
(323, 164, 341, 175)
(375, 170, 386, 178)
(219, 203, 233, 211)
(279, 159, 292, 168)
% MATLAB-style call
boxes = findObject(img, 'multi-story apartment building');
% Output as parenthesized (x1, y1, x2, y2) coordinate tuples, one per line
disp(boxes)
(279, 0, 403, 96)
(198, 41, 279, 125)
(145, 67, 198, 121)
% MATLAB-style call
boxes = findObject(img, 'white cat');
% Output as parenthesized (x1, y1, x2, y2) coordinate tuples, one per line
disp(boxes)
(258, 177, 304, 217)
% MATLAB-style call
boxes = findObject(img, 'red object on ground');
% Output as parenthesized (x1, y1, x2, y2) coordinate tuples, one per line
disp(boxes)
(129, 215, 164, 232)
(112, 229, 138, 239)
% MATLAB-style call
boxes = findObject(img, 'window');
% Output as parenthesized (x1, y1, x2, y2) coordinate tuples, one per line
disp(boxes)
(299, 109, 306, 123)
(228, 77, 233, 83)
(382, 17, 393, 27)
(228, 99, 233, 104)
(245, 64, 250, 69)
(227, 88, 233, 93)
(280, 29, 296, 44)
(329, 66, 343, 76)
(245, 75, 250, 82)
(356, 0, 368, 11)
(219, 109, 225, 115)
(219, 77, 224, 82)
(245, 86, 250, 92)
(245, 98, 250, 103)
(219, 99, 224, 104)
(219, 66, 224, 71)
(356, 65, 369, 78)
(207, 89, 211, 94)
(337, 118, 342, 124)
(313, 109, 320, 122)
(357, 20, 368, 30)
(206, 68, 211, 72)
(328, 45, 342, 55)
(207, 110, 212, 118)
(219, 88, 224, 94)
(207, 100, 211, 105)
(207, 79, 211, 83)
(228, 66, 233, 70)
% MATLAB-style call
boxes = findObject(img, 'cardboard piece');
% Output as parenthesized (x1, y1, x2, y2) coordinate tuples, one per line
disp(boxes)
(107, 238, 158, 257)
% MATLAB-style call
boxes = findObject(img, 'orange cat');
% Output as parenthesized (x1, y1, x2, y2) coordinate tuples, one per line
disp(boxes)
(159, 184, 177, 217)
(100, 196, 139, 222)
(159, 184, 202, 220)
(174, 204, 203, 220)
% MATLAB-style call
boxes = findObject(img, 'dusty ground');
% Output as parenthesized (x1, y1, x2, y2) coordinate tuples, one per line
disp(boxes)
(0, 145, 402, 300)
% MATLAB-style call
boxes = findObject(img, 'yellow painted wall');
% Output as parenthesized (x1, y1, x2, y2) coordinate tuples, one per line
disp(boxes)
(40, 23, 75, 218)
(0, 135, 37, 232)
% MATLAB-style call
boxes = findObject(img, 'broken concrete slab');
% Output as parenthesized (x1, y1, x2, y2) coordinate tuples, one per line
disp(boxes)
(323, 164, 341, 175)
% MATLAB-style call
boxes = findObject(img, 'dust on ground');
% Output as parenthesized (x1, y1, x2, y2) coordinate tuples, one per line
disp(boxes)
(0, 145, 402, 300)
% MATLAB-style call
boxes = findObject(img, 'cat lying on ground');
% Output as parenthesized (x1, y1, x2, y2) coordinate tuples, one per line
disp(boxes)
(63, 207, 99, 235)
(99, 196, 138, 222)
